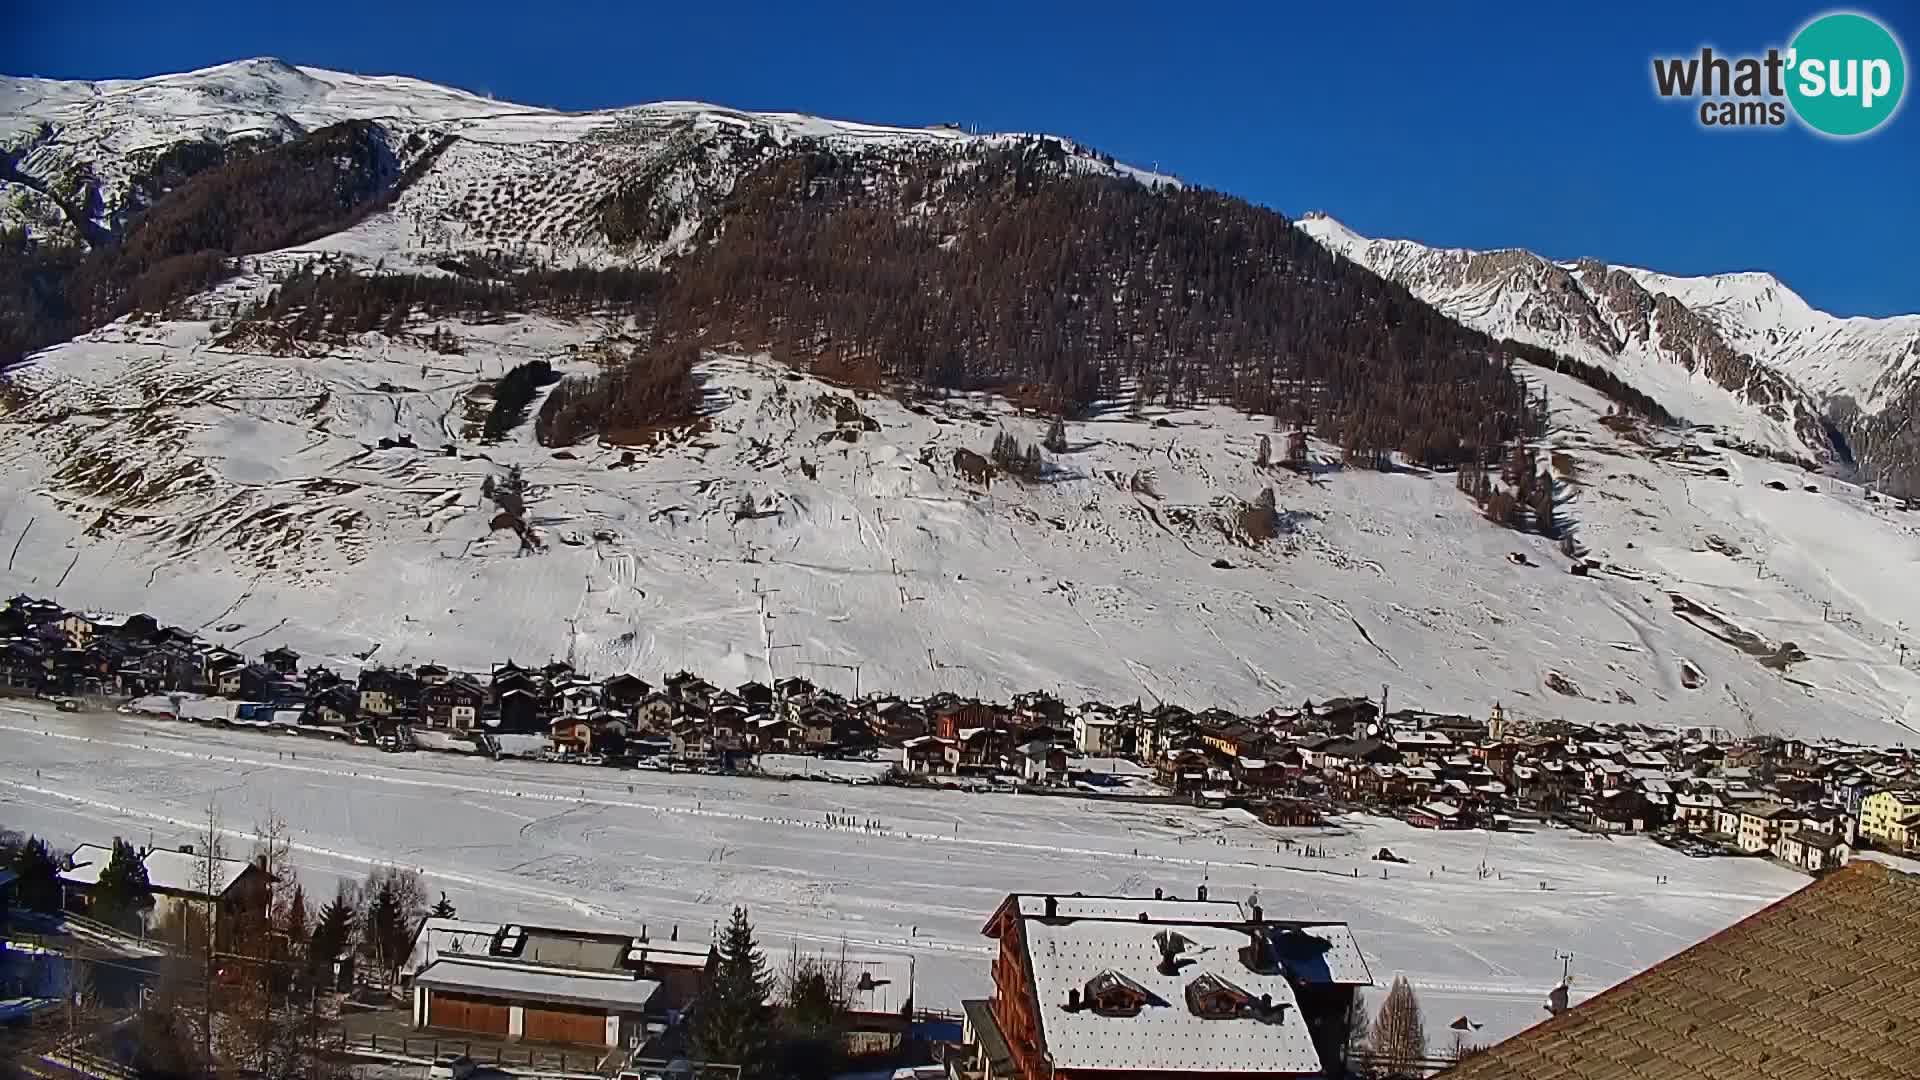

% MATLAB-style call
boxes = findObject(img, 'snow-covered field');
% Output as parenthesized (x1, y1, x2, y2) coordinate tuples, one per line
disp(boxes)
(0, 702, 1808, 1048)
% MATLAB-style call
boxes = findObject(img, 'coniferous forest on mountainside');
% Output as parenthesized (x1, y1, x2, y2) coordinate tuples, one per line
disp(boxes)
(2, 121, 1698, 504)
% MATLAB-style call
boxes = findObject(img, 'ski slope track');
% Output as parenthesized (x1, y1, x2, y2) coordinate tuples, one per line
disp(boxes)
(0, 61, 1915, 748)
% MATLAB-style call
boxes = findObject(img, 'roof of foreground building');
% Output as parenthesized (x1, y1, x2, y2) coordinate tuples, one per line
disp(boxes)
(1440, 860, 1920, 1080)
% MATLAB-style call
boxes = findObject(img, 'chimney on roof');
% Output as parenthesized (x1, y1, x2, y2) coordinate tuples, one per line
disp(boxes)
(1066, 988, 1082, 1012)
(1044, 895, 1058, 918)
(671, 925, 678, 941)
(1155, 930, 1187, 976)
(640, 923, 648, 942)
(1154, 887, 1163, 900)
(1197, 884, 1209, 902)
(1250, 903, 1263, 923)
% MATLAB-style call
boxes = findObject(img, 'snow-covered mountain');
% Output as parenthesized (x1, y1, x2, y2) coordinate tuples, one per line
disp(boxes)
(0, 57, 1167, 251)
(2, 60, 1918, 745)
(1296, 213, 1920, 498)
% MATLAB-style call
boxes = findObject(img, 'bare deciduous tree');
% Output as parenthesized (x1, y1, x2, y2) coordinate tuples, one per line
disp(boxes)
(1369, 975, 1428, 1079)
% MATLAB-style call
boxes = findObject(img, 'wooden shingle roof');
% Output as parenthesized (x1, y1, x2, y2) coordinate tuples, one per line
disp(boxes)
(1440, 860, 1920, 1080)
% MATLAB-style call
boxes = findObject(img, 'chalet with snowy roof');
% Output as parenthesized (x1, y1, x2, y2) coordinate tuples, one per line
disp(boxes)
(1734, 802, 1797, 853)
(1773, 827, 1850, 874)
(602, 673, 651, 708)
(1408, 800, 1466, 829)
(61, 841, 270, 939)
(866, 697, 930, 742)
(410, 920, 707, 1047)
(261, 646, 301, 675)
(423, 676, 488, 730)
(965, 890, 1372, 1080)
(1072, 706, 1128, 757)
(934, 698, 999, 741)
(310, 683, 359, 726)
(958, 726, 1015, 771)
(358, 666, 422, 719)
(1233, 754, 1294, 792)
(900, 735, 955, 774)
(634, 690, 674, 732)
(491, 661, 537, 695)
(1298, 696, 1369, 731)
(1015, 739, 1069, 785)
(494, 686, 541, 733)
(665, 670, 717, 711)
(749, 715, 804, 752)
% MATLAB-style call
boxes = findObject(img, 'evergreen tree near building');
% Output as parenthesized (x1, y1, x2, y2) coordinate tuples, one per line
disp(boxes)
(693, 906, 773, 1070)
(283, 883, 310, 954)
(430, 892, 457, 920)
(92, 838, 153, 933)
(6, 834, 63, 913)
(307, 889, 356, 990)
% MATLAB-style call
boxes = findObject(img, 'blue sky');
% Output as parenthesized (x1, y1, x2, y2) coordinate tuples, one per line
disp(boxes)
(8, 1, 1917, 316)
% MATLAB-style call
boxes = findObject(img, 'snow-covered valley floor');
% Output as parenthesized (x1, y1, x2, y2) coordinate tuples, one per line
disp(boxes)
(0, 702, 1807, 1048)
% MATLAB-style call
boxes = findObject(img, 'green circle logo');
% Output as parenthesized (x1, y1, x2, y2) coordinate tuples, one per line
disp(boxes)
(1787, 12, 1907, 136)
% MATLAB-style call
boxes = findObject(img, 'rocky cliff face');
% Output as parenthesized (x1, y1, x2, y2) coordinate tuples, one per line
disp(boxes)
(1296, 212, 1920, 488)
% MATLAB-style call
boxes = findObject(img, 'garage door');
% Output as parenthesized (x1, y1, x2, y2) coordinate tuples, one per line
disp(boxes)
(522, 1003, 606, 1045)
(429, 991, 511, 1036)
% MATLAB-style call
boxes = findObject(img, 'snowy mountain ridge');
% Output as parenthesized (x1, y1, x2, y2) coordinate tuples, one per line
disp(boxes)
(1296, 212, 1920, 497)
(0, 57, 1171, 250)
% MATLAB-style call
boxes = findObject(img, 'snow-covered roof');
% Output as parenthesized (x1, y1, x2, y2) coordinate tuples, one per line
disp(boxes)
(59, 843, 115, 887)
(141, 847, 254, 895)
(1265, 923, 1373, 986)
(1021, 918, 1324, 1074)
(623, 938, 712, 969)
(61, 843, 253, 896)
(1009, 894, 1246, 923)
(415, 958, 661, 1010)
(405, 917, 503, 978)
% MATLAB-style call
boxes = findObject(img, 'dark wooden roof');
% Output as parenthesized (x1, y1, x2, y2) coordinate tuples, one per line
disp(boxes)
(1439, 860, 1920, 1080)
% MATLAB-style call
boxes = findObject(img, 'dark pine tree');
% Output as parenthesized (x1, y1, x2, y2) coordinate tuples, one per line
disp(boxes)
(308, 890, 356, 990)
(93, 838, 153, 932)
(430, 892, 457, 920)
(693, 906, 772, 1070)
(7, 835, 63, 913)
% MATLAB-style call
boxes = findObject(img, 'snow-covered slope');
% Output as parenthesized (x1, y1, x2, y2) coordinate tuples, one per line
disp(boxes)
(1297, 213, 1920, 497)
(1, 61, 1916, 745)
(3, 295, 1918, 744)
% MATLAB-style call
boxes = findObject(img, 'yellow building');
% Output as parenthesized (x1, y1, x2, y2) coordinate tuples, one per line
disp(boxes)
(1859, 790, 1920, 850)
